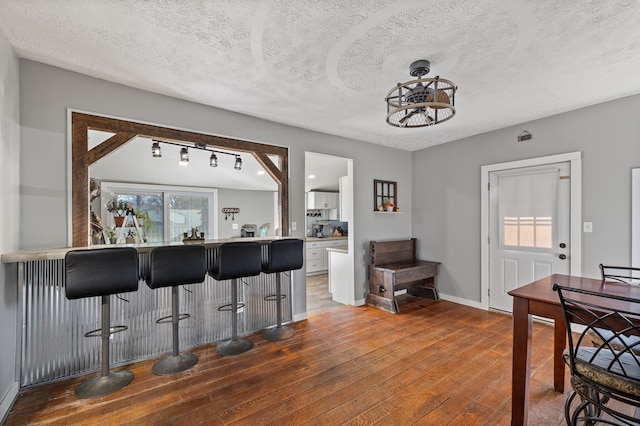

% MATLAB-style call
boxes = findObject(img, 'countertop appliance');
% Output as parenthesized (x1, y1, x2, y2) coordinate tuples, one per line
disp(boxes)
(241, 224, 257, 237)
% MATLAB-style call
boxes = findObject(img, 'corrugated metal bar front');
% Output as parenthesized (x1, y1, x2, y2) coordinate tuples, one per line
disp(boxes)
(18, 246, 293, 387)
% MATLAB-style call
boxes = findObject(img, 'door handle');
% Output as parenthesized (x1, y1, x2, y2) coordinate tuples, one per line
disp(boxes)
(559, 254, 567, 260)
(559, 243, 566, 248)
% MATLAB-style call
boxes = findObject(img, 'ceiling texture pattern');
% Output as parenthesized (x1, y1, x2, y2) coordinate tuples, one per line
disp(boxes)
(1, 0, 640, 151)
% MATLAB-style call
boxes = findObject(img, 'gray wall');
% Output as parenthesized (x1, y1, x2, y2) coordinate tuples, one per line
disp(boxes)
(0, 30, 19, 418)
(217, 189, 275, 239)
(412, 94, 640, 303)
(18, 60, 412, 315)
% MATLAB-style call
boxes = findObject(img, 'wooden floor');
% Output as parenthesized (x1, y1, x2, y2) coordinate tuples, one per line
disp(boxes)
(5, 298, 571, 425)
(306, 273, 344, 314)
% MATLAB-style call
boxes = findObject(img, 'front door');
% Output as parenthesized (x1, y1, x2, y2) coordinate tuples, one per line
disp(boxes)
(489, 162, 571, 312)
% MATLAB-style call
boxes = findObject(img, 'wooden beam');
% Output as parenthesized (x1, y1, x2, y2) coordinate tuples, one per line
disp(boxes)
(71, 112, 290, 246)
(87, 132, 137, 164)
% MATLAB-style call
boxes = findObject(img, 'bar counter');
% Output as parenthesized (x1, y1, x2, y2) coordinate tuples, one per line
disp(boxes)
(2, 237, 298, 387)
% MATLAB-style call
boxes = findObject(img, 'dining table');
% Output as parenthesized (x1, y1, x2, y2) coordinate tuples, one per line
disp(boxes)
(508, 273, 640, 425)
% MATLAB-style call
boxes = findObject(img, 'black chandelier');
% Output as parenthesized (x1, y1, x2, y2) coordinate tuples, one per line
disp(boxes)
(385, 59, 457, 128)
(151, 140, 242, 170)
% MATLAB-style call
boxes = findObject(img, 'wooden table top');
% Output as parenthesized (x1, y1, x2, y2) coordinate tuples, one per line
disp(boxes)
(509, 273, 640, 310)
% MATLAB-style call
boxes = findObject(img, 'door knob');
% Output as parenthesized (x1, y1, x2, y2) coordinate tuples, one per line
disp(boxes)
(559, 243, 566, 248)
(559, 254, 567, 260)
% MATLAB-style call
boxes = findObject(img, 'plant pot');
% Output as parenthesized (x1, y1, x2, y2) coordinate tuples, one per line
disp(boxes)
(114, 216, 125, 227)
(109, 237, 117, 244)
(386, 206, 394, 212)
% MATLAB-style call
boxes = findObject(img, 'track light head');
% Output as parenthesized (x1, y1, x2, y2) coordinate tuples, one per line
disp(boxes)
(210, 152, 218, 167)
(234, 156, 242, 170)
(178, 147, 189, 166)
(151, 141, 162, 157)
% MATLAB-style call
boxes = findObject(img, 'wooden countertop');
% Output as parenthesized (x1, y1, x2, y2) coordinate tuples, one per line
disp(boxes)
(1, 236, 301, 263)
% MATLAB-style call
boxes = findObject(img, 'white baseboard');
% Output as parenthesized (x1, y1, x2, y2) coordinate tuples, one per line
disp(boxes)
(293, 312, 308, 322)
(354, 298, 366, 306)
(0, 381, 19, 423)
(438, 293, 485, 310)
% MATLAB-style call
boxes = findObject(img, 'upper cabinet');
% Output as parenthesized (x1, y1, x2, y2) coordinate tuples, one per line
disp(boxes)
(307, 191, 338, 209)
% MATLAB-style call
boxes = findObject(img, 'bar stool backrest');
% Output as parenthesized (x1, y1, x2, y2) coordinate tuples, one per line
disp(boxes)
(65, 247, 139, 300)
(262, 239, 304, 274)
(147, 245, 206, 289)
(210, 242, 262, 281)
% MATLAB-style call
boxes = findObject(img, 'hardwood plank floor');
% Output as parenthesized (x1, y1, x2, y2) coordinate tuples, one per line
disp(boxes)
(306, 273, 343, 314)
(5, 298, 570, 425)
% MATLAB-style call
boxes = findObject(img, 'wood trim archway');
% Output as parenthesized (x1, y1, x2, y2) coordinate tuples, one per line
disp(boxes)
(72, 112, 289, 247)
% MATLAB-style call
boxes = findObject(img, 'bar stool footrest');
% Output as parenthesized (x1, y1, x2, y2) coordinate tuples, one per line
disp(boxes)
(155, 313, 190, 324)
(75, 370, 134, 399)
(216, 338, 254, 356)
(217, 302, 246, 312)
(262, 325, 296, 341)
(263, 294, 286, 302)
(84, 325, 128, 338)
(152, 353, 198, 375)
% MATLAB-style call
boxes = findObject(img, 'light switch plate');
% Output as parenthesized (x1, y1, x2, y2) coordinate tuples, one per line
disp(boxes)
(583, 222, 593, 233)
(232, 223, 239, 230)
(292, 221, 297, 231)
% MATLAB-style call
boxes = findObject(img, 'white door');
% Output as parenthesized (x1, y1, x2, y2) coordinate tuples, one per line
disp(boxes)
(489, 162, 571, 312)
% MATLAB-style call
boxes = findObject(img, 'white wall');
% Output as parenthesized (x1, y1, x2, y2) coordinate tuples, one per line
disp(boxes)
(17, 60, 413, 315)
(0, 30, 20, 420)
(217, 189, 274, 239)
(412, 94, 640, 303)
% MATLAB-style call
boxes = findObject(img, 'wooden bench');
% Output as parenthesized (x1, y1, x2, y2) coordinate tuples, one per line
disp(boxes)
(366, 238, 440, 314)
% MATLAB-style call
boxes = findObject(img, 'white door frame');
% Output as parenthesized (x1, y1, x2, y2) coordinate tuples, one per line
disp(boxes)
(480, 152, 583, 311)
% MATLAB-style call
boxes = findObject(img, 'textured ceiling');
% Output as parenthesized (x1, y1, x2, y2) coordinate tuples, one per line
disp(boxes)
(2, 1, 640, 151)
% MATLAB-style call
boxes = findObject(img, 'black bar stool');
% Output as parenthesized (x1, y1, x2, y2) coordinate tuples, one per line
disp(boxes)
(261, 239, 304, 341)
(65, 247, 139, 398)
(209, 242, 262, 356)
(145, 245, 206, 375)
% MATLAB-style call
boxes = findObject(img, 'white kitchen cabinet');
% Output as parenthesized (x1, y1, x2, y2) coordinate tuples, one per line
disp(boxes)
(307, 192, 338, 209)
(306, 239, 346, 275)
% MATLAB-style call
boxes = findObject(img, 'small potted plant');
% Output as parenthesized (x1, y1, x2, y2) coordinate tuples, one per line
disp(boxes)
(383, 197, 395, 212)
(104, 226, 117, 244)
(106, 198, 129, 227)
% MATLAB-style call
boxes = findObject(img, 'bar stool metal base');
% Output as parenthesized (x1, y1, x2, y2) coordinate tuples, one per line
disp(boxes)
(152, 353, 198, 375)
(262, 325, 296, 341)
(216, 338, 254, 356)
(75, 370, 134, 399)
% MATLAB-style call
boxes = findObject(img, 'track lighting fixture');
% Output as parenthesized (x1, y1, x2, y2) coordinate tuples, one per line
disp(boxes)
(151, 141, 162, 157)
(151, 139, 242, 170)
(178, 147, 189, 166)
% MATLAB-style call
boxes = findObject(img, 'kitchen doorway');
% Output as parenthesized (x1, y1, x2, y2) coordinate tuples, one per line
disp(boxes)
(304, 152, 354, 314)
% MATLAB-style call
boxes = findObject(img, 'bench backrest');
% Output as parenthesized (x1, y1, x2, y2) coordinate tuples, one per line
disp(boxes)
(370, 238, 416, 266)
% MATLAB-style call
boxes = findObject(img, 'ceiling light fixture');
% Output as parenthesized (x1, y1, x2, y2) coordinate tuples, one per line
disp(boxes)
(385, 59, 457, 128)
(178, 147, 189, 166)
(151, 140, 162, 157)
(151, 139, 242, 170)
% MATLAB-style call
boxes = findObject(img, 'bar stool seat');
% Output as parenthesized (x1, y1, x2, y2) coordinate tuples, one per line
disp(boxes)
(65, 247, 139, 398)
(146, 245, 206, 375)
(209, 242, 262, 356)
(261, 239, 304, 341)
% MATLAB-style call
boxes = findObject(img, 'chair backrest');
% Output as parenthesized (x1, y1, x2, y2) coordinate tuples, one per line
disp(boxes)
(599, 264, 640, 284)
(553, 284, 640, 394)
(65, 247, 139, 300)
(262, 239, 304, 274)
(210, 242, 262, 281)
(146, 245, 206, 289)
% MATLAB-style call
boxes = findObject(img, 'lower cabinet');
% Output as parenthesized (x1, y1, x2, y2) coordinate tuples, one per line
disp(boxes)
(306, 239, 345, 274)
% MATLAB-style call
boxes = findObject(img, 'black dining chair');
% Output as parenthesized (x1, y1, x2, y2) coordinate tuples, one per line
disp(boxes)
(599, 264, 640, 284)
(554, 284, 640, 425)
